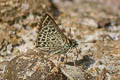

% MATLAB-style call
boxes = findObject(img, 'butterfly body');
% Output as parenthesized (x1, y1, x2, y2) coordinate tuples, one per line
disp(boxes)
(36, 13, 78, 55)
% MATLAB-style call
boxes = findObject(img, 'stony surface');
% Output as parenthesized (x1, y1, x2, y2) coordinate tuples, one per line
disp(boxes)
(0, 0, 120, 80)
(4, 50, 66, 80)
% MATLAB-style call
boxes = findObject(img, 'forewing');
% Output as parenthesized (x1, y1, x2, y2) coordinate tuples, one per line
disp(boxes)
(36, 13, 70, 53)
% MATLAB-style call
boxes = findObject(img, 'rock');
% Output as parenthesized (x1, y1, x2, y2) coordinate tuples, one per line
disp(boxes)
(4, 50, 66, 80)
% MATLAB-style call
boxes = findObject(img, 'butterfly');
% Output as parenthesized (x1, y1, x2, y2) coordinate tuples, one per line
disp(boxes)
(35, 13, 78, 55)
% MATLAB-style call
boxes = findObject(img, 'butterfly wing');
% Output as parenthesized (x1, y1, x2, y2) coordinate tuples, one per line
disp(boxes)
(36, 13, 71, 54)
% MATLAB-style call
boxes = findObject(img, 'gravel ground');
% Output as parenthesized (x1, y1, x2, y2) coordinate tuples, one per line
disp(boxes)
(0, 0, 120, 80)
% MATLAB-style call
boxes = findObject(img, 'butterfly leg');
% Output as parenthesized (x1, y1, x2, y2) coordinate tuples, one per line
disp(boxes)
(57, 54, 61, 63)
(55, 54, 66, 68)
(63, 54, 68, 63)
(74, 48, 81, 66)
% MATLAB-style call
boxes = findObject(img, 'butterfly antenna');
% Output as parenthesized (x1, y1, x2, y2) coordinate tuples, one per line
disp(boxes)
(79, 40, 96, 43)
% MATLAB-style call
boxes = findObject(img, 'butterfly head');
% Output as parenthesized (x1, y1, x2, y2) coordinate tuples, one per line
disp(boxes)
(69, 39, 78, 48)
